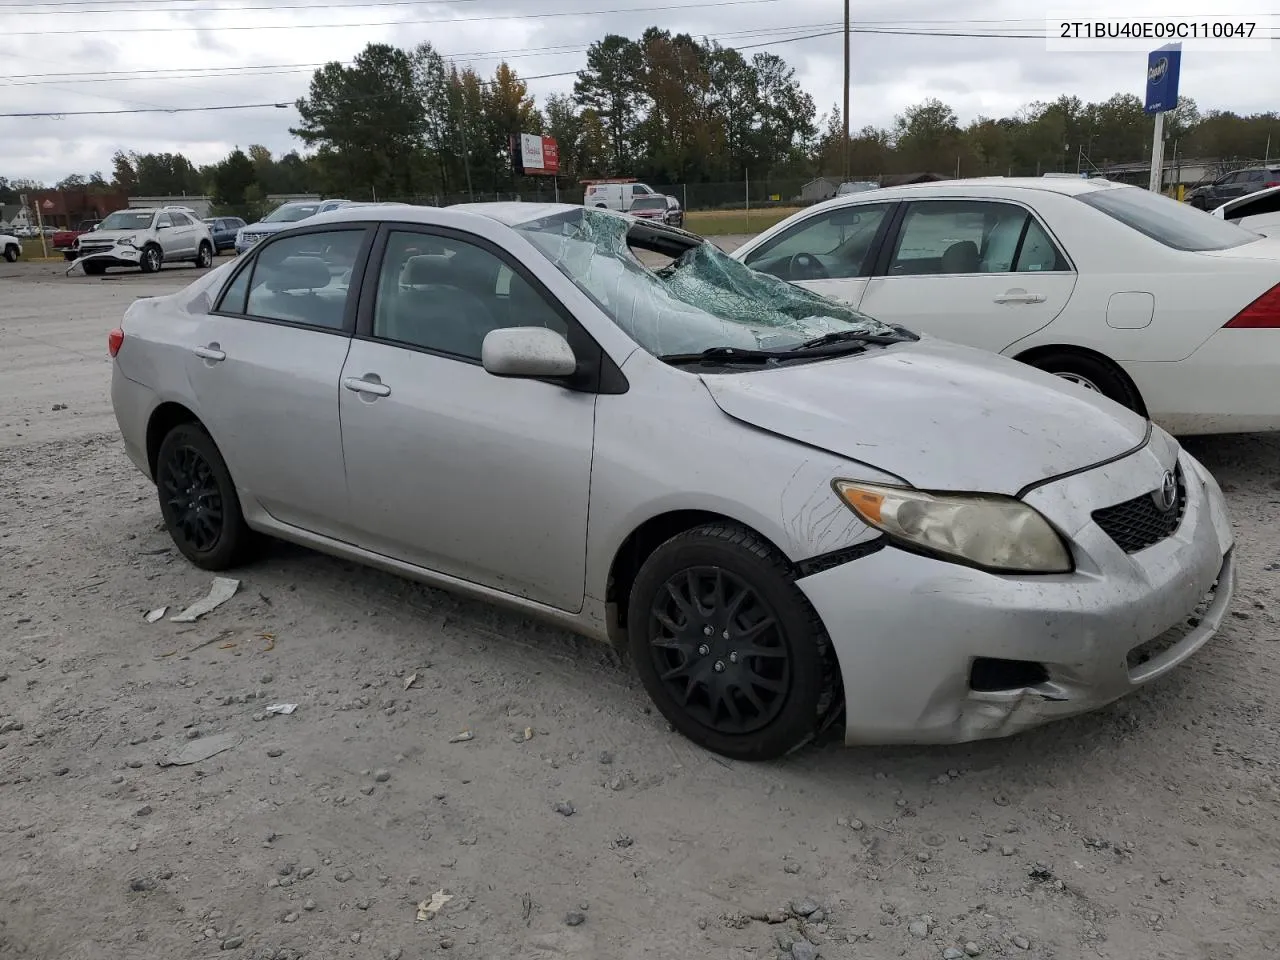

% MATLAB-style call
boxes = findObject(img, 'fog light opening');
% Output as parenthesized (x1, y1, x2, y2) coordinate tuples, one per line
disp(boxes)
(970, 657, 1049, 692)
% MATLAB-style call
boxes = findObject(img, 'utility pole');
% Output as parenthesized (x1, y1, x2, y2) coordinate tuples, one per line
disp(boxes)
(842, 0, 851, 182)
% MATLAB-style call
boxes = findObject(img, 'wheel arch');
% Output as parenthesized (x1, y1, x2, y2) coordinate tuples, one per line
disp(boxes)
(145, 401, 201, 479)
(604, 509, 798, 654)
(1012, 342, 1149, 417)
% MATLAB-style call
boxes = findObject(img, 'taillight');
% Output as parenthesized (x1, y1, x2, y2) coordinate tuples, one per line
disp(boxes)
(1264, 181, 1280, 188)
(108, 327, 124, 356)
(1225, 284, 1280, 328)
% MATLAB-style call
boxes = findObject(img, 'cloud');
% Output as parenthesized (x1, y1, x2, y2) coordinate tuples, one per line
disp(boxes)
(1, 0, 1276, 183)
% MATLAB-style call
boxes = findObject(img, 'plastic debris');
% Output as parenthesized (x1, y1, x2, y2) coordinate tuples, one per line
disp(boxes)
(416, 890, 452, 921)
(265, 703, 297, 716)
(403, 673, 418, 691)
(157, 731, 241, 767)
(448, 730, 474, 743)
(169, 578, 240, 623)
(145, 607, 167, 623)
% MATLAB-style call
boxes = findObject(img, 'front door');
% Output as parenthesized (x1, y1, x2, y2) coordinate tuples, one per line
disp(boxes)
(856, 198, 1078, 353)
(736, 202, 896, 309)
(183, 226, 370, 538)
(338, 226, 596, 612)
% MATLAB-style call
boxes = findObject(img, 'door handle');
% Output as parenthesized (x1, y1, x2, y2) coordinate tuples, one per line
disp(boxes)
(994, 293, 1046, 304)
(343, 376, 391, 398)
(193, 344, 225, 361)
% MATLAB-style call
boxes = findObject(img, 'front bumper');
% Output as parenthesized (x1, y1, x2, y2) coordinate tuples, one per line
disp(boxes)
(69, 243, 143, 270)
(797, 440, 1235, 745)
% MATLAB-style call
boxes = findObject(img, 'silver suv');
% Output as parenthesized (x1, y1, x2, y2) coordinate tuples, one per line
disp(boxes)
(74, 206, 215, 275)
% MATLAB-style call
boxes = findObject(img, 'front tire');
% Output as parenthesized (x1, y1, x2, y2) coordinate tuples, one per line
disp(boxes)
(155, 422, 255, 570)
(195, 242, 213, 268)
(83, 261, 106, 275)
(626, 524, 836, 761)
(140, 244, 163, 273)
(1025, 349, 1144, 414)
(3, 244, 17, 263)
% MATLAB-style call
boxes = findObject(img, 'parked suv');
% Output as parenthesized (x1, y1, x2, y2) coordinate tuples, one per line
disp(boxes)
(1186, 165, 1280, 209)
(73, 207, 215, 274)
(627, 194, 684, 227)
(235, 199, 349, 254)
(203, 216, 246, 253)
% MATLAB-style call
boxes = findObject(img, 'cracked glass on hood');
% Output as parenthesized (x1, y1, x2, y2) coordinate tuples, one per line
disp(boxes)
(514, 208, 896, 356)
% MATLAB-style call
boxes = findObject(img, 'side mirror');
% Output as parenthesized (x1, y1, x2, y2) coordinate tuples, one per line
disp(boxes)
(481, 327, 577, 379)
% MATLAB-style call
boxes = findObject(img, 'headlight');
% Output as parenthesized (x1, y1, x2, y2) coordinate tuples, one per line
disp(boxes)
(118, 235, 137, 247)
(833, 481, 1072, 573)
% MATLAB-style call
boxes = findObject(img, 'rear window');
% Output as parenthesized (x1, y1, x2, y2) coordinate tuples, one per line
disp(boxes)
(1076, 186, 1258, 251)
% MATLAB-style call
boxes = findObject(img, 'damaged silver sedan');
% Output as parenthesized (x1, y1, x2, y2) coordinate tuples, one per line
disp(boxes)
(109, 203, 1235, 760)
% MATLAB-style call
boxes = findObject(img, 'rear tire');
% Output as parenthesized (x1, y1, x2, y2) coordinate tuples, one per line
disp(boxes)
(155, 422, 255, 570)
(3, 245, 17, 263)
(1024, 350, 1144, 414)
(626, 523, 837, 761)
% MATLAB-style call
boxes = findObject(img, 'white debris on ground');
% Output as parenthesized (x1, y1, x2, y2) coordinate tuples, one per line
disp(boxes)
(2, 267, 1279, 958)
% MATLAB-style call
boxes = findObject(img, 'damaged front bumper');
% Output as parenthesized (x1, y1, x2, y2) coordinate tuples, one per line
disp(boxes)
(66, 242, 143, 274)
(797, 441, 1235, 746)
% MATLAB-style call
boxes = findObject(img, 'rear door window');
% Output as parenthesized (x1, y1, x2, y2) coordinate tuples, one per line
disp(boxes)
(222, 229, 368, 330)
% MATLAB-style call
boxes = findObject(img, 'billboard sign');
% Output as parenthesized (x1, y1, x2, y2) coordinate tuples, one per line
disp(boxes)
(1144, 42, 1181, 114)
(512, 133, 560, 176)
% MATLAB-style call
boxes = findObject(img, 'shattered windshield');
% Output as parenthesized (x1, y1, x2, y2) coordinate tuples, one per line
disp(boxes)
(512, 207, 898, 358)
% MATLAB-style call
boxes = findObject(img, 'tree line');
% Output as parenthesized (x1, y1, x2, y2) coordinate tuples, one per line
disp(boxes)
(3, 29, 1277, 214)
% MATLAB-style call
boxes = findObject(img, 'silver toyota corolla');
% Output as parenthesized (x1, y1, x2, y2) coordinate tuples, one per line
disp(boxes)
(108, 202, 1236, 760)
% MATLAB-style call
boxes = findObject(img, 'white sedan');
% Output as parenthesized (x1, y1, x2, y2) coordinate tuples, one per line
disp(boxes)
(732, 177, 1280, 435)
(1212, 184, 1280, 237)
(2, 232, 21, 262)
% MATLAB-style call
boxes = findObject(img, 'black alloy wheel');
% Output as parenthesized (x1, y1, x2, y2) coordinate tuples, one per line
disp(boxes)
(161, 444, 223, 553)
(627, 524, 836, 760)
(648, 566, 791, 735)
(155, 423, 254, 569)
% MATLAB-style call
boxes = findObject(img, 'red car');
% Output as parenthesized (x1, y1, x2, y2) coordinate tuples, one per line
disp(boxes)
(53, 219, 101, 260)
(627, 194, 684, 228)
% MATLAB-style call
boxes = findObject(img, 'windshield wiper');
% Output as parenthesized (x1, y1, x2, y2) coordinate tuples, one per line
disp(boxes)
(660, 346, 786, 366)
(791, 327, 918, 351)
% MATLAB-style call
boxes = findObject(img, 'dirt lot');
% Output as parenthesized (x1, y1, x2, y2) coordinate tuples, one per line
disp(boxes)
(2, 262, 1280, 960)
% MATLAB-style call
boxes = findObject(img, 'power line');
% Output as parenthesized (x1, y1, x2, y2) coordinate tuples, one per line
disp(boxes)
(0, 28, 845, 117)
(1, 0, 792, 34)
(0, 22, 843, 84)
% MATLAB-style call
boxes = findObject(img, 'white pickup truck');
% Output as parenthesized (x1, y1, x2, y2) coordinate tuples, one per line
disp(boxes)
(583, 180, 661, 213)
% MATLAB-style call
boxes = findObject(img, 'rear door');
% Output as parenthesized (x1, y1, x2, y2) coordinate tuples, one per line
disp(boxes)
(736, 201, 898, 307)
(856, 198, 1077, 352)
(184, 224, 372, 539)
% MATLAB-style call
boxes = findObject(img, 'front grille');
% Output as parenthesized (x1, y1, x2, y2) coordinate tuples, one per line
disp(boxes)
(1092, 463, 1186, 553)
(240, 232, 267, 245)
(78, 243, 113, 255)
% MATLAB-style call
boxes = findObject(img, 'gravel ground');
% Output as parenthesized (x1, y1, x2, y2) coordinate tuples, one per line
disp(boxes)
(2, 264, 1280, 960)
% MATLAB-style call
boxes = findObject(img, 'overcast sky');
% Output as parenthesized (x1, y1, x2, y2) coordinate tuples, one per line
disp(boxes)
(2, 0, 1277, 185)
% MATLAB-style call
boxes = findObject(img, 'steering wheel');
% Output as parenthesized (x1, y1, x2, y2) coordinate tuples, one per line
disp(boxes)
(787, 252, 829, 281)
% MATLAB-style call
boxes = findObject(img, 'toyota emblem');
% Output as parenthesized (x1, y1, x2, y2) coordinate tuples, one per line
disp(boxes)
(1154, 470, 1178, 512)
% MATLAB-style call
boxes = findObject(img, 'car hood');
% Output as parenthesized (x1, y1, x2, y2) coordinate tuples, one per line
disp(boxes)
(78, 229, 137, 244)
(699, 337, 1150, 496)
(242, 221, 291, 232)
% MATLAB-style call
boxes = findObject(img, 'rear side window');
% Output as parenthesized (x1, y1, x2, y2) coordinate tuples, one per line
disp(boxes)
(219, 229, 366, 329)
(1077, 186, 1257, 251)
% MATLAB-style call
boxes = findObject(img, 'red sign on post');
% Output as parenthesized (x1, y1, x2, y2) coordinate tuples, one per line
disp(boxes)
(515, 133, 560, 176)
